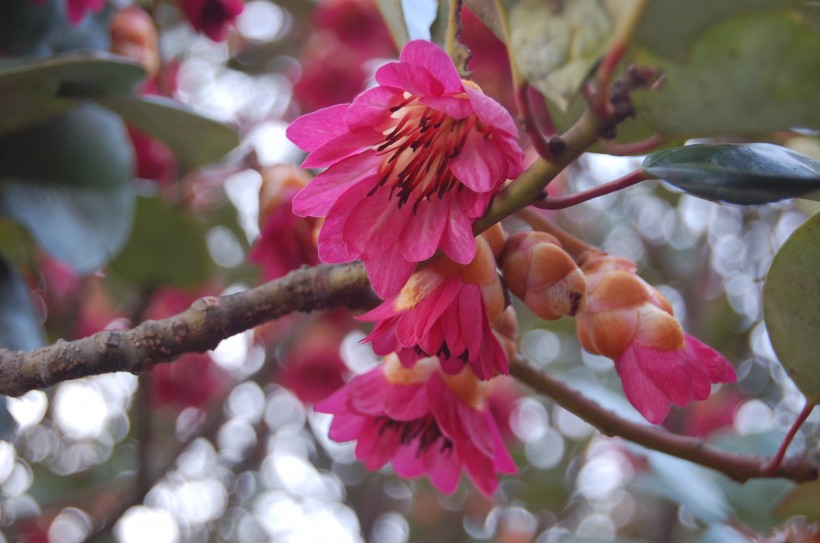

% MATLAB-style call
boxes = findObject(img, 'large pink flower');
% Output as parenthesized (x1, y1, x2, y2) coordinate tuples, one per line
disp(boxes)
(287, 40, 524, 297)
(577, 255, 736, 424)
(358, 236, 508, 380)
(316, 355, 516, 496)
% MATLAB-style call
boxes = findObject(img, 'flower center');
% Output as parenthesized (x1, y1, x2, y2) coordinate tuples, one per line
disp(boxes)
(375, 414, 454, 457)
(370, 97, 473, 213)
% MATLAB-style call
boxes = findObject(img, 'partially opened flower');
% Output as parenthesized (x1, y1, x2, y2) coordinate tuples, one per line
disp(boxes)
(316, 354, 516, 496)
(577, 255, 736, 424)
(358, 234, 508, 380)
(287, 39, 523, 297)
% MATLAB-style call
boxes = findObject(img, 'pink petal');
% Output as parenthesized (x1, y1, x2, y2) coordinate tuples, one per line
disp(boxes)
(356, 421, 399, 470)
(456, 402, 494, 457)
(316, 181, 377, 263)
(343, 187, 413, 256)
(616, 345, 672, 424)
(345, 86, 401, 128)
(286, 104, 349, 152)
(399, 40, 464, 95)
(349, 368, 390, 415)
(439, 203, 476, 264)
(464, 85, 520, 139)
(419, 96, 474, 119)
(686, 335, 737, 383)
(314, 387, 349, 415)
(450, 128, 508, 193)
(301, 126, 380, 169)
(375, 62, 444, 97)
(399, 197, 448, 262)
(384, 383, 430, 420)
(364, 245, 417, 298)
(292, 151, 381, 217)
(327, 412, 366, 442)
(421, 445, 461, 494)
(641, 345, 710, 405)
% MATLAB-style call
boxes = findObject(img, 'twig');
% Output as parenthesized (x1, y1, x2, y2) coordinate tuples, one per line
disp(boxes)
(764, 400, 817, 475)
(515, 207, 603, 263)
(532, 169, 652, 210)
(0, 263, 371, 397)
(510, 357, 819, 483)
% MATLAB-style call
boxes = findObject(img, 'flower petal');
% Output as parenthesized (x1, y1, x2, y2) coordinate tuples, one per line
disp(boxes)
(292, 150, 381, 217)
(286, 103, 349, 152)
(399, 197, 448, 262)
(439, 203, 476, 264)
(364, 245, 417, 298)
(399, 40, 464, 95)
(616, 345, 672, 424)
(301, 126, 380, 169)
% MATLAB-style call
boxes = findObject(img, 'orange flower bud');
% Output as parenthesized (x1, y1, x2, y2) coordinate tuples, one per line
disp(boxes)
(501, 231, 586, 320)
(110, 7, 160, 79)
(492, 306, 519, 362)
(480, 222, 507, 260)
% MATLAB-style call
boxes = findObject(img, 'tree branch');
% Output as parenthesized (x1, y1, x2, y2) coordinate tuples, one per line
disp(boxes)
(510, 357, 819, 483)
(0, 263, 371, 397)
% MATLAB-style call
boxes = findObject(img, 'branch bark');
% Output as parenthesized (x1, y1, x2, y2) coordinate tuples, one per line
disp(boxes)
(0, 262, 371, 397)
(511, 357, 819, 483)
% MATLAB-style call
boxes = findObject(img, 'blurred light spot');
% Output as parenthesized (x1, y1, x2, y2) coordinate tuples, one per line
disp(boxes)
(211, 330, 253, 373)
(254, 492, 362, 542)
(677, 194, 713, 238)
(734, 399, 774, 435)
(521, 330, 562, 366)
(247, 121, 299, 165)
(237, 1, 287, 41)
(265, 389, 307, 431)
(53, 382, 110, 440)
(525, 428, 564, 469)
(603, 224, 644, 263)
(49, 508, 91, 543)
(228, 382, 266, 423)
(207, 226, 244, 269)
(581, 349, 612, 372)
(115, 506, 179, 543)
(371, 512, 409, 543)
(554, 407, 594, 440)
(218, 419, 257, 463)
(749, 321, 777, 361)
(176, 408, 207, 442)
(577, 452, 629, 500)
(511, 398, 549, 443)
(401, 0, 436, 40)
(655, 285, 687, 326)
(575, 513, 616, 540)
(0, 442, 16, 484)
(341, 331, 380, 373)
(7, 391, 48, 429)
(773, 210, 807, 248)
(2, 460, 32, 497)
(500, 506, 538, 539)
(157, 479, 228, 525)
(224, 170, 263, 243)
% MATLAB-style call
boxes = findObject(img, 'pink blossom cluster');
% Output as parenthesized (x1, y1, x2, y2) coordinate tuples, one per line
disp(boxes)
(279, 37, 737, 497)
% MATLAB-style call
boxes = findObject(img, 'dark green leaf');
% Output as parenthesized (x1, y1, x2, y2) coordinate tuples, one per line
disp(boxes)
(96, 95, 239, 168)
(774, 479, 820, 521)
(110, 196, 212, 287)
(0, 103, 135, 273)
(763, 212, 820, 402)
(0, 54, 146, 135)
(0, 253, 46, 351)
(643, 144, 820, 205)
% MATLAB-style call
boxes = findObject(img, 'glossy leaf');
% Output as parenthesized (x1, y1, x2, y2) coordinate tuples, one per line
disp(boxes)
(763, 212, 820, 402)
(0, 103, 135, 274)
(0, 54, 145, 135)
(508, 0, 616, 111)
(631, 12, 820, 136)
(96, 95, 239, 168)
(375, 0, 410, 49)
(0, 254, 46, 351)
(110, 196, 212, 287)
(643, 144, 820, 205)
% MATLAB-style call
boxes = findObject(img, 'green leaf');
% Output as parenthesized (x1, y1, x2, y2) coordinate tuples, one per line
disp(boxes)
(509, 0, 617, 111)
(0, 253, 46, 351)
(0, 54, 146, 135)
(774, 479, 820, 521)
(0, 103, 135, 274)
(110, 196, 212, 287)
(643, 144, 820, 205)
(634, 0, 803, 61)
(763, 212, 820, 402)
(375, 0, 411, 49)
(96, 95, 239, 168)
(631, 12, 820, 137)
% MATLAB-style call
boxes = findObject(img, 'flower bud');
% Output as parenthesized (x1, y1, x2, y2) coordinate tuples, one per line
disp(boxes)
(501, 231, 586, 320)
(492, 306, 519, 362)
(110, 7, 160, 79)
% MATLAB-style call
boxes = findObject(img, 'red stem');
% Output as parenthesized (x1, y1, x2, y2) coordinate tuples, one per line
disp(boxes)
(593, 41, 628, 118)
(516, 207, 603, 263)
(598, 134, 666, 156)
(515, 82, 556, 162)
(764, 400, 817, 475)
(533, 169, 651, 210)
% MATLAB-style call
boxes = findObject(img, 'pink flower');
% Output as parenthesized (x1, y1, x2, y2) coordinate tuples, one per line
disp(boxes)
(577, 255, 736, 424)
(316, 355, 516, 496)
(358, 235, 508, 380)
(287, 40, 523, 297)
(176, 0, 243, 42)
